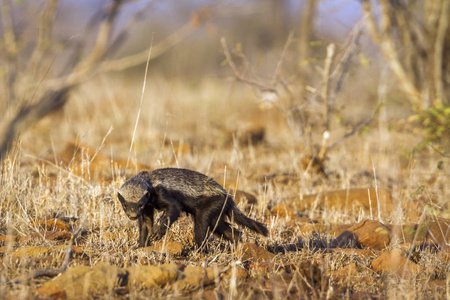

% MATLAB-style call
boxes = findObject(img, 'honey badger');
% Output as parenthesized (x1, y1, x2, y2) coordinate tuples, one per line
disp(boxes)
(118, 168, 268, 248)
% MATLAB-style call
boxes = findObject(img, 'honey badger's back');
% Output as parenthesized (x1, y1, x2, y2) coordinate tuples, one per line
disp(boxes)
(142, 168, 228, 199)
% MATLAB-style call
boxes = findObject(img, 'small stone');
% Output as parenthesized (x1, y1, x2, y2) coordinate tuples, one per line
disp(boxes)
(237, 243, 275, 262)
(371, 249, 420, 278)
(334, 220, 391, 249)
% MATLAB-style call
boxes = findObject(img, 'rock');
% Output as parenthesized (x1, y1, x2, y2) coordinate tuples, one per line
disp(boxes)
(328, 224, 353, 237)
(0, 235, 19, 245)
(334, 220, 391, 250)
(19, 231, 71, 242)
(301, 187, 393, 215)
(271, 204, 297, 219)
(222, 266, 249, 281)
(31, 218, 71, 232)
(33, 284, 67, 300)
(175, 265, 216, 292)
(34, 263, 128, 299)
(126, 264, 179, 289)
(371, 249, 420, 278)
(141, 240, 184, 256)
(332, 262, 359, 279)
(237, 243, 275, 263)
(10, 246, 53, 259)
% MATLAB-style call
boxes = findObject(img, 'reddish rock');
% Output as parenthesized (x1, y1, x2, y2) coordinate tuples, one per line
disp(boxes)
(329, 224, 353, 237)
(334, 220, 391, 250)
(31, 218, 71, 232)
(237, 243, 275, 263)
(141, 240, 184, 256)
(175, 265, 216, 292)
(222, 266, 249, 281)
(33, 285, 67, 300)
(371, 249, 420, 278)
(34, 263, 128, 298)
(271, 204, 297, 219)
(301, 187, 393, 215)
(332, 262, 359, 279)
(19, 231, 71, 242)
(0, 235, 19, 245)
(126, 264, 179, 289)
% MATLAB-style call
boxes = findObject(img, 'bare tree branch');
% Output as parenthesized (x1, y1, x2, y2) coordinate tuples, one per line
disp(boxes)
(433, 0, 449, 103)
(28, 0, 60, 76)
(0, 89, 69, 162)
(362, 0, 449, 108)
(42, 22, 196, 91)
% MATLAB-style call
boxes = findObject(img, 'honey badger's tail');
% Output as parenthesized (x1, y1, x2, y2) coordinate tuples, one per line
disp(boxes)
(230, 204, 268, 236)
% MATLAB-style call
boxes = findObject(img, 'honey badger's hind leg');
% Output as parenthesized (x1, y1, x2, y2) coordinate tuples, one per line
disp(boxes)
(214, 220, 241, 244)
(193, 214, 211, 248)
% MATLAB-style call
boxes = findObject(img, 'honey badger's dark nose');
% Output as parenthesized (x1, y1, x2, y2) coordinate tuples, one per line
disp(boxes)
(127, 214, 139, 220)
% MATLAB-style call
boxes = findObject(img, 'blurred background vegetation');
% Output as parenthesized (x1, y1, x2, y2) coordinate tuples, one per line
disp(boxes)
(0, 0, 448, 164)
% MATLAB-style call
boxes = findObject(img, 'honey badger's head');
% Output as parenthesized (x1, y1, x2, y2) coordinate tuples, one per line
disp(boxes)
(118, 177, 151, 220)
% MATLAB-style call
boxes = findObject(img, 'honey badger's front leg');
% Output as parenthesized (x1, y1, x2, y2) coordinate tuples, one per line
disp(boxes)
(138, 205, 154, 247)
(149, 193, 182, 241)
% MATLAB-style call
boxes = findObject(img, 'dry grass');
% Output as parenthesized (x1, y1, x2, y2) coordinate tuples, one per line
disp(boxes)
(0, 72, 448, 299)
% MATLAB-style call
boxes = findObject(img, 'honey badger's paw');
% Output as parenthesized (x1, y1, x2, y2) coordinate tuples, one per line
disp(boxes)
(149, 226, 167, 241)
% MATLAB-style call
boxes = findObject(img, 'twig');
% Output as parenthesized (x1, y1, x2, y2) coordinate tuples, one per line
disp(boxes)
(271, 31, 295, 85)
(326, 105, 380, 152)
(220, 37, 276, 93)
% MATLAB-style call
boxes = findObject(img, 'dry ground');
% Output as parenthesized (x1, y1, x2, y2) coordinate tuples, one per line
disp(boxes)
(0, 76, 449, 299)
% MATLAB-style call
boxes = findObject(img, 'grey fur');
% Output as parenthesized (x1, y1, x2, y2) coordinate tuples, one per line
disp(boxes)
(117, 168, 268, 248)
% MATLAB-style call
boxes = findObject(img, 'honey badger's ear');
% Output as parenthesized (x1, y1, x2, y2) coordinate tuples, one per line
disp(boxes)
(138, 192, 149, 205)
(118, 192, 125, 203)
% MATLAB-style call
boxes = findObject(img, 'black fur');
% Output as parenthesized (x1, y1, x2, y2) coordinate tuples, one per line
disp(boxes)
(118, 168, 268, 248)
